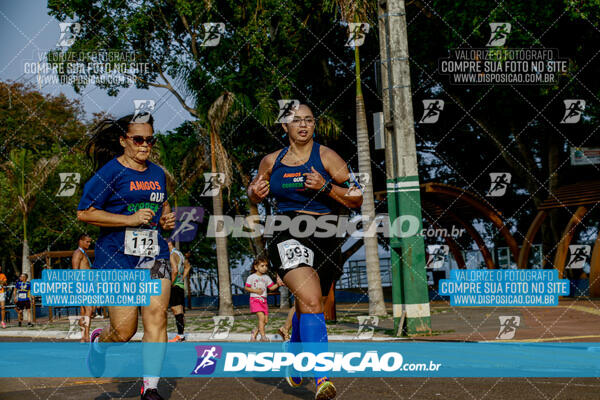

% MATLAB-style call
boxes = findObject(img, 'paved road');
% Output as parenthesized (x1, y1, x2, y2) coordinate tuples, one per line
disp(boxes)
(1, 376, 599, 399)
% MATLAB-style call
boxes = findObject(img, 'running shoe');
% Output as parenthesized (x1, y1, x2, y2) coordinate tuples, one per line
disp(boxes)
(285, 374, 303, 388)
(87, 328, 105, 377)
(27, 323, 33, 327)
(282, 341, 303, 387)
(315, 377, 336, 400)
(1, 321, 6, 329)
(141, 388, 164, 400)
(168, 335, 185, 342)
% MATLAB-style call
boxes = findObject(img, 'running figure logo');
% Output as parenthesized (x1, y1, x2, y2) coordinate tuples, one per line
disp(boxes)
(132, 100, 155, 123)
(201, 173, 225, 197)
(56, 172, 80, 197)
(191, 345, 223, 375)
(426, 245, 449, 269)
(354, 316, 379, 340)
(487, 23, 511, 47)
(171, 207, 204, 242)
(487, 172, 511, 197)
(419, 100, 445, 124)
(346, 23, 370, 47)
(566, 245, 591, 269)
(561, 100, 585, 124)
(496, 316, 520, 340)
(57, 22, 81, 47)
(200, 23, 225, 47)
(276, 99, 300, 124)
(209, 316, 234, 340)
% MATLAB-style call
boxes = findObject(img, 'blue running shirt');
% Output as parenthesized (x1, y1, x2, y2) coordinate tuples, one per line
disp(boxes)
(78, 158, 169, 269)
(15, 281, 30, 302)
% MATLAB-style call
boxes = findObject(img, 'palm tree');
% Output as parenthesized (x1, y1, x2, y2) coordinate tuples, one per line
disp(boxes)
(207, 92, 236, 316)
(154, 129, 210, 309)
(1, 149, 59, 278)
(325, 0, 387, 316)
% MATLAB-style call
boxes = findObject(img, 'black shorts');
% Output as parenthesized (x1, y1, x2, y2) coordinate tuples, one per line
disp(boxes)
(16, 300, 30, 310)
(266, 212, 343, 296)
(169, 285, 185, 308)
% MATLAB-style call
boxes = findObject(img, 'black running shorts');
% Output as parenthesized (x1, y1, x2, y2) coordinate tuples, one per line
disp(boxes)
(266, 212, 343, 296)
(169, 285, 185, 308)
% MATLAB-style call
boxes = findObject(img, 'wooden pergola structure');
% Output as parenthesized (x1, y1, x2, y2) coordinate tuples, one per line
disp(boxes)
(517, 181, 600, 296)
(377, 181, 600, 297)
(376, 182, 519, 269)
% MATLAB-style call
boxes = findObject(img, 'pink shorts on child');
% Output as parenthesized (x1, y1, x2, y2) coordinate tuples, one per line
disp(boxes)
(250, 297, 269, 315)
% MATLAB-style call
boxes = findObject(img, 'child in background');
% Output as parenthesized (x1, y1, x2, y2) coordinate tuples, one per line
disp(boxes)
(245, 257, 280, 341)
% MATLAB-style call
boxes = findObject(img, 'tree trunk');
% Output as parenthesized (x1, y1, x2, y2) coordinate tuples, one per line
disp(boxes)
(21, 214, 31, 278)
(279, 286, 290, 309)
(214, 189, 233, 315)
(234, 161, 265, 257)
(355, 45, 387, 316)
(211, 131, 233, 315)
(21, 239, 31, 278)
(247, 201, 265, 256)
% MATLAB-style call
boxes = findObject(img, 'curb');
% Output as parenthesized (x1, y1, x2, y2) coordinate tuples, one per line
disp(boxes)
(0, 330, 406, 342)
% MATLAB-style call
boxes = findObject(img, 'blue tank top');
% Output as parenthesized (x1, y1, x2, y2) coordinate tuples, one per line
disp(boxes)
(269, 142, 334, 213)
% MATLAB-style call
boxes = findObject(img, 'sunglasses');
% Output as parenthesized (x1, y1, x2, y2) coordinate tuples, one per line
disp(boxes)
(126, 135, 157, 146)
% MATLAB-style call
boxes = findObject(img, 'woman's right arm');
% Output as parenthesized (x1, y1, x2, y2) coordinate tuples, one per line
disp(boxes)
(77, 207, 154, 228)
(248, 153, 276, 204)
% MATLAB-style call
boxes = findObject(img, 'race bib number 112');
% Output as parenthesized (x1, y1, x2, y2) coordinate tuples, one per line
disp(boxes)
(124, 228, 159, 257)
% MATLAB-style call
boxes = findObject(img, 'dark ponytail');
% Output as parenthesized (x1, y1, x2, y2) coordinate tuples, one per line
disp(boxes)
(86, 113, 154, 171)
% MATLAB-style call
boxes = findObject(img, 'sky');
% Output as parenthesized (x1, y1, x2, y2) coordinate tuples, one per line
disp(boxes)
(0, 0, 193, 133)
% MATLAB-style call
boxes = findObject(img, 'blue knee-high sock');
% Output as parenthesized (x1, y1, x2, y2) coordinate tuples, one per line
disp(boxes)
(291, 312, 301, 342)
(285, 312, 303, 379)
(299, 313, 328, 386)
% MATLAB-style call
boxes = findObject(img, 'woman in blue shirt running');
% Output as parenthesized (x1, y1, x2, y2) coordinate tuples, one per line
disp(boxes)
(77, 112, 175, 400)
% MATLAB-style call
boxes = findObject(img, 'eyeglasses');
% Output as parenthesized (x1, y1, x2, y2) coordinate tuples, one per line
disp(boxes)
(126, 135, 157, 146)
(290, 117, 316, 126)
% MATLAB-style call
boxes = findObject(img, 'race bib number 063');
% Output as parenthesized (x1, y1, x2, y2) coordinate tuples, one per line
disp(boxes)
(124, 228, 159, 257)
(277, 239, 314, 270)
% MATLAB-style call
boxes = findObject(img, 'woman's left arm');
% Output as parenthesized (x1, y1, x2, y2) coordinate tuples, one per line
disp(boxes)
(160, 201, 176, 230)
(304, 147, 363, 209)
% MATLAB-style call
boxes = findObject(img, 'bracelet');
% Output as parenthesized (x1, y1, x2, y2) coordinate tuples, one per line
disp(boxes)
(320, 181, 333, 194)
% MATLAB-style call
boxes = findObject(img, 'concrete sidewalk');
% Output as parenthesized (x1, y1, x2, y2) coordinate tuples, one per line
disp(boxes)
(0, 329, 407, 342)
(2, 299, 599, 342)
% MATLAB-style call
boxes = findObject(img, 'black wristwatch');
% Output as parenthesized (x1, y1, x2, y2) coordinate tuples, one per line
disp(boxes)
(321, 181, 333, 194)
